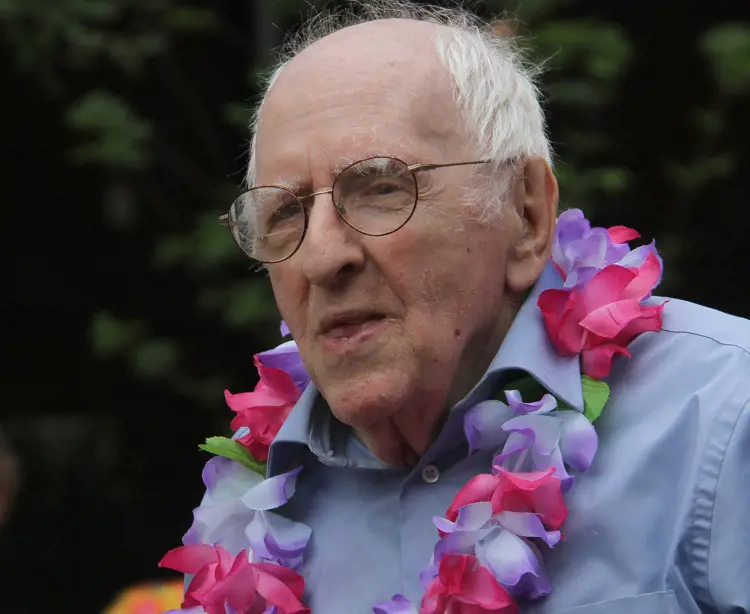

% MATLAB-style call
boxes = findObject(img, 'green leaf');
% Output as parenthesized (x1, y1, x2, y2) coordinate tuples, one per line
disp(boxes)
(89, 312, 144, 357)
(199, 436, 267, 476)
(701, 23, 750, 97)
(581, 376, 610, 423)
(131, 338, 179, 378)
(66, 90, 152, 170)
(165, 7, 219, 33)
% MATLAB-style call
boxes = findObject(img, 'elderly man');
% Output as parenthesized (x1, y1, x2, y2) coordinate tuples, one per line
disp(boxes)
(163, 3, 750, 614)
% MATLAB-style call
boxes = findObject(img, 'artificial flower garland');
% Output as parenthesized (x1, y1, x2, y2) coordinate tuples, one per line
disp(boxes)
(160, 209, 665, 614)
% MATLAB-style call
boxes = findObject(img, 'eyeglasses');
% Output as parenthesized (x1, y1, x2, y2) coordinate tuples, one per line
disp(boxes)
(219, 156, 492, 263)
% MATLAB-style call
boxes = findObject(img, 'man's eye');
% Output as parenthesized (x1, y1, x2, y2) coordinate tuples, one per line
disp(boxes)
(269, 202, 302, 224)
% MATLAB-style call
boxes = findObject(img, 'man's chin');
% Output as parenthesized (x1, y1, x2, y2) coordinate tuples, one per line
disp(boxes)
(321, 373, 412, 430)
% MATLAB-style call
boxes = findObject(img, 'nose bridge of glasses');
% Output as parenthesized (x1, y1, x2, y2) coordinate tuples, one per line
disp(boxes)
(299, 186, 334, 204)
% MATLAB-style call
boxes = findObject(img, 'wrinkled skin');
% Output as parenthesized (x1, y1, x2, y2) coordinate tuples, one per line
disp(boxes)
(254, 19, 558, 465)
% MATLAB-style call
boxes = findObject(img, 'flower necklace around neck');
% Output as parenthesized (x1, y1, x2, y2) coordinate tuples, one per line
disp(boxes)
(160, 209, 665, 614)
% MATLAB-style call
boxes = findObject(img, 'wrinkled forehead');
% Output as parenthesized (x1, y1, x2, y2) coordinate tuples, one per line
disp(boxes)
(252, 20, 470, 184)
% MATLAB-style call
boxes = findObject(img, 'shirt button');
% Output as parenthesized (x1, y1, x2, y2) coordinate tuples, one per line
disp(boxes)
(421, 464, 440, 484)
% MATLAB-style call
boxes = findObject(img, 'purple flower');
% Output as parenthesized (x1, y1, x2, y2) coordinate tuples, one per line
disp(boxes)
(183, 457, 310, 569)
(463, 400, 514, 454)
(476, 529, 552, 600)
(505, 390, 557, 415)
(553, 209, 635, 288)
(372, 594, 418, 614)
(257, 340, 310, 392)
(280, 320, 291, 337)
(431, 502, 559, 601)
(495, 410, 598, 490)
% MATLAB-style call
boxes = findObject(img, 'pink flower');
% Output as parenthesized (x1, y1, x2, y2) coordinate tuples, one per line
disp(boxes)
(538, 256, 665, 379)
(444, 468, 567, 531)
(159, 544, 309, 614)
(226, 357, 302, 460)
(419, 553, 518, 614)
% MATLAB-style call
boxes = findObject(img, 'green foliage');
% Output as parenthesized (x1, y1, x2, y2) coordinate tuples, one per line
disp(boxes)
(199, 436, 267, 476)
(66, 91, 152, 169)
(701, 23, 750, 97)
(581, 377, 610, 423)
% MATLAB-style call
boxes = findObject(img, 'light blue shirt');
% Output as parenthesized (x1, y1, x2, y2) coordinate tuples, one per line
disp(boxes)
(259, 264, 750, 614)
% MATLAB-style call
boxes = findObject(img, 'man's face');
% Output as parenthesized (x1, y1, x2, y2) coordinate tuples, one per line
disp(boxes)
(252, 21, 547, 460)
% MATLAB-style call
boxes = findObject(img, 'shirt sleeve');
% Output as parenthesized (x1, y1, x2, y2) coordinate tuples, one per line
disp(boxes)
(695, 395, 750, 613)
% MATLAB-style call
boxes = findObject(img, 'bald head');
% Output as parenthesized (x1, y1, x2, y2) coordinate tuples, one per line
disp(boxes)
(254, 19, 469, 177)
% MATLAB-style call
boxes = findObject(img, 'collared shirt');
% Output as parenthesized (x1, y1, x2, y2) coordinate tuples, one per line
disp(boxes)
(263, 264, 750, 614)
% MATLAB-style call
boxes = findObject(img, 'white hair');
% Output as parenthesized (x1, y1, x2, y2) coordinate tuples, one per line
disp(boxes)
(245, 0, 551, 219)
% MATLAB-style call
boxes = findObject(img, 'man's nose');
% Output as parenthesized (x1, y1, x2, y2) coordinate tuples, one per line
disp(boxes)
(299, 193, 366, 288)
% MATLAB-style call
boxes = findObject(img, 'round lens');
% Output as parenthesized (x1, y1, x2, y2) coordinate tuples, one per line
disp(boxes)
(229, 187, 306, 263)
(332, 157, 418, 236)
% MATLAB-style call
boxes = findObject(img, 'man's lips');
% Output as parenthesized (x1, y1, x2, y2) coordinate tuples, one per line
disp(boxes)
(316, 311, 390, 352)
(317, 311, 387, 337)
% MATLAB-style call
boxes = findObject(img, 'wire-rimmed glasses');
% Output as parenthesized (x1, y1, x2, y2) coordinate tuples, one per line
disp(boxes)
(219, 156, 492, 263)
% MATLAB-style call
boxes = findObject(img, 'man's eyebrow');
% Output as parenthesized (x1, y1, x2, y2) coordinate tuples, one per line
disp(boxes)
(259, 151, 417, 191)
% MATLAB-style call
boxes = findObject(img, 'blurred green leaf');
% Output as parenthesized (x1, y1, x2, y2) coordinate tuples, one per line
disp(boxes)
(223, 102, 252, 133)
(222, 282, 276, 329)
(89, 312, 145, 358)
(667, 154, 736, 193)
(691, 107, 724, 138)
(534, 20, 632, 79)
(701, 23, 750, 96)
(164, 6, 219, 32)
(597, 167, 632, 195)
(66, 90, 152, 170)
(131, 339, 179, 378)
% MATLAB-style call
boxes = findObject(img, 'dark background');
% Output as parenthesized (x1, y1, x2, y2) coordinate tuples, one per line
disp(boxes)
(1, 1, 749, 612)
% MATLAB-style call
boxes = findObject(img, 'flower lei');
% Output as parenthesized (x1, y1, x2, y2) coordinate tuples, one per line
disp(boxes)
(160, 209, 665, 614)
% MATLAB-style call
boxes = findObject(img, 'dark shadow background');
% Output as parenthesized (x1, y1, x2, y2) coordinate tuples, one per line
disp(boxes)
(1, 1, 748, 612)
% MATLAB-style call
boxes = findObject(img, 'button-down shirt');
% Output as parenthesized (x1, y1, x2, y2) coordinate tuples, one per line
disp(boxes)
(262, 264, 750, 614)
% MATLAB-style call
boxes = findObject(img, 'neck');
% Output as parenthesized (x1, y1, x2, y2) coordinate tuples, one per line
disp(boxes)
(356, 297, 521, 467)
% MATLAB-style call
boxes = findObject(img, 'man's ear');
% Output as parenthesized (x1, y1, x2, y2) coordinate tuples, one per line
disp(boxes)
(505, 157, 558, 293)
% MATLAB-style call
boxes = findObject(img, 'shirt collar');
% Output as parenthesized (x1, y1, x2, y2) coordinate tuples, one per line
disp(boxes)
(267, 262, 582, 477)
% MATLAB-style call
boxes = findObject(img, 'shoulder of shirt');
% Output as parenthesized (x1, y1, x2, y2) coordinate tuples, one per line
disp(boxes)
(650, 295, 750, 356)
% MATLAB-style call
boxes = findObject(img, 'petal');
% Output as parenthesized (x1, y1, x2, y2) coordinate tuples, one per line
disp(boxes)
(159, 544, 218, 575)
(257, 340, 310, 392)
(502, 415, 562, 456)
(240, 467, 302, 511)
(463, 400, 513, 454)
(537, 289, 575, 354)
(530, 446, 573, 491)
(607, 225, 640, 243)
(495, 511, 561, 547)
(622, 249, 664, 299)
(445, 474, 501, 522)
(280, 320, 291, 337)
(437, 553, 517, 610)
(373, 594, 418, 614)
(185, 498, 255, 553)
(455, 501, 494, 531)
(434, 529, 486, 561)
(493, 469, 567, 530)
(504, 391, 557, 416)
(581, 343, 630, 379)
(557, 410, 598, 472)
(579, 298, 646, 339)
(475, 530, 542, 590)
(248, 511, 312, 569)
(253, 563, 309, 613)
(202, 457, 265, 503)
(580, 265, 636, 312)
(493, 431, 532, 472)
